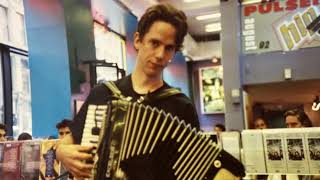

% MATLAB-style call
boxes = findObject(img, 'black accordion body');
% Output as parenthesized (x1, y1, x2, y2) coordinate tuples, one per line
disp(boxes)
(81, 98, 245, 180)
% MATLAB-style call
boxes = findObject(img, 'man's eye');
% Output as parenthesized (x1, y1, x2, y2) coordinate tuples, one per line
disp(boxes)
(151, 40, 160, 47)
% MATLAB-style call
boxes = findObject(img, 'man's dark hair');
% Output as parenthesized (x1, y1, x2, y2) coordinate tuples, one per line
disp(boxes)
(0, 123, 6, 132)
(215, 123, 226, 131)
(137, 3, 188, 51)
(56, 119, 72, 129)
(284, 108, 313, 127)
(18, 132, 32, 140)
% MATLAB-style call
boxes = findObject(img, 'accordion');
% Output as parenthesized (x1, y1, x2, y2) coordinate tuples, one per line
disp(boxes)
(81, 99, 245, 180)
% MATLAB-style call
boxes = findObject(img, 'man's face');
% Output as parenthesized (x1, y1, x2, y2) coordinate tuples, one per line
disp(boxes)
(58, 127, 71, 139)
(134, 21, 177, 78)
(0, 129, 6, 142)
(286, 115, 303, 128)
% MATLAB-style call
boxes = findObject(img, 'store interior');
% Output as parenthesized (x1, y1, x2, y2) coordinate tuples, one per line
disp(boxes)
(0, 0, 320, 179)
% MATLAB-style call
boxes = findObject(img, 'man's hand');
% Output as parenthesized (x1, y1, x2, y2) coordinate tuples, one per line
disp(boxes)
(56, 144, 95, 178)
(55, 134, 95, 179)
(213, 168, 240, 180)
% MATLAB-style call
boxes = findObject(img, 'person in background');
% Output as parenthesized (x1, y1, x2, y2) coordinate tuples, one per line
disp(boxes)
(56, 119, 72, 139)
(254, 117, 268, 129)
(56, 119, 74, 179)
(214, 123, 226, 142)
(0, 123, 6, 142)
(284, 108, 312, 128)
(17, 132, 32, 140)
(284, 109, 313, 180)
(253, 118, 269, 179)
(214, 123, 226, 134)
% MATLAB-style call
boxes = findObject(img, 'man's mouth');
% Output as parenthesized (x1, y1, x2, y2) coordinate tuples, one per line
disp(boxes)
(149, 62, 163, 68)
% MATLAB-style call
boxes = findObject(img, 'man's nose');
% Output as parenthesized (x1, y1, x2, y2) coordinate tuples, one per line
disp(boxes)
(155, 46, 165, 60)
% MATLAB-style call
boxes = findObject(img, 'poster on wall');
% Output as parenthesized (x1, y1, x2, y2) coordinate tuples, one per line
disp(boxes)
(241, 0, 320, 54)
(199, 66, 225, 114)
(39, 140, 60, 179)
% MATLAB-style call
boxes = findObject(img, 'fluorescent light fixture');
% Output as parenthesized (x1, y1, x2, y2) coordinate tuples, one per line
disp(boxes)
(241, 0, 263, 5)
(205, 23, 221, 32)
(183, 0, 201, 3)
(205, 27, 221, 32)
(196, 13, 221, 21)
(205, 23, 221, 29)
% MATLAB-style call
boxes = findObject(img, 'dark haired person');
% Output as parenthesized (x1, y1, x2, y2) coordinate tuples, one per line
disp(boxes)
(284, 108, 312, 128)
(56, 4, 198, 179)
(17, 132, 32, 140)
(284, 109, 313, 180)
(214, 123, 226, 133)
(254, 117, 268, 129)
(56, 119, 72, 139)
(0, 123, 6, 142)
(54, 3, 248, 179)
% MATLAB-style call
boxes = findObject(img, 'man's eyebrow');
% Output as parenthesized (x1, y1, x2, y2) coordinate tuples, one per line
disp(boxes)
(150, 38, 176, 46)
(166, 44, 176, 48)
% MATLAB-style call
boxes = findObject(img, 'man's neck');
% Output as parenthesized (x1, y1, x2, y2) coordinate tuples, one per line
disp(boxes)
(131, 70, 163, 94)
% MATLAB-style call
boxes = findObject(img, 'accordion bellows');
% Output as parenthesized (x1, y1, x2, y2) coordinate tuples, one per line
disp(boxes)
(81, 100, 245, 180)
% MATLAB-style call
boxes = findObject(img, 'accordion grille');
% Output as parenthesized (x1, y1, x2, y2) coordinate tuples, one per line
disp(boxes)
(81, 100, 221, 180)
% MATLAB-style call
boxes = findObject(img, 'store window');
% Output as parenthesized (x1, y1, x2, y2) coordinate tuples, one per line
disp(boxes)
(0, 5, 9, 43)
(10, 52, 32, 136)
(17, 13, 27, 46)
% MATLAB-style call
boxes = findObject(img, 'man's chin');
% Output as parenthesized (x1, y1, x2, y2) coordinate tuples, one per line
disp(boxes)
(144, 70, 161, 78)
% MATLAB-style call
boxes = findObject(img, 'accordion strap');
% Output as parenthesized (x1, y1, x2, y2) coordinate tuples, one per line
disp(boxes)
(104, 81, 182, 102)
(148, 88, 182, 101)
(105, 81, 123, 98)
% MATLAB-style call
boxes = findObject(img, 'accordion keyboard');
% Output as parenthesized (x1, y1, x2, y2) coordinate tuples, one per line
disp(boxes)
(81, 105, 108, 154)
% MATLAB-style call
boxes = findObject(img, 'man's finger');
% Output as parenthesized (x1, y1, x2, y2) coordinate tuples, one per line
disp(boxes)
(73, 160, 94, 171)
(76, 145, 96, 153)
(69, 164, 93, 178)
(74, 151, 94, 161)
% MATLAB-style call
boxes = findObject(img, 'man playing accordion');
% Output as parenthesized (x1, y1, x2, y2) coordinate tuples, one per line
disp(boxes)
(56, 3, 244, 180)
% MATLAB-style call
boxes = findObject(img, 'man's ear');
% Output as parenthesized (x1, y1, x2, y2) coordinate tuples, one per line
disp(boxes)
(133, 32, 141, 51)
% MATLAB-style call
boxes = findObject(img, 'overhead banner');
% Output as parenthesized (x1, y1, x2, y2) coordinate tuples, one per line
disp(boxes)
(241, 0, 320, 54)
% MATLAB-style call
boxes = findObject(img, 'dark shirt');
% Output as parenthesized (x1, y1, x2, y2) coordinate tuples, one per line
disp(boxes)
(71, 75, 199, 144)
(70, 75, 199, 179)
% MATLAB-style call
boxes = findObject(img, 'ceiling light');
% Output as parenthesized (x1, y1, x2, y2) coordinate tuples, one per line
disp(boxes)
(212, 57, 219, 63)
(205, 23, 221, 29)
(183, 0, 201, 3)
(205, 27, 221, 32)
(205, 23, 221, 32)
(241, 0, 263, 5)
(196, 13, 221, 21)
